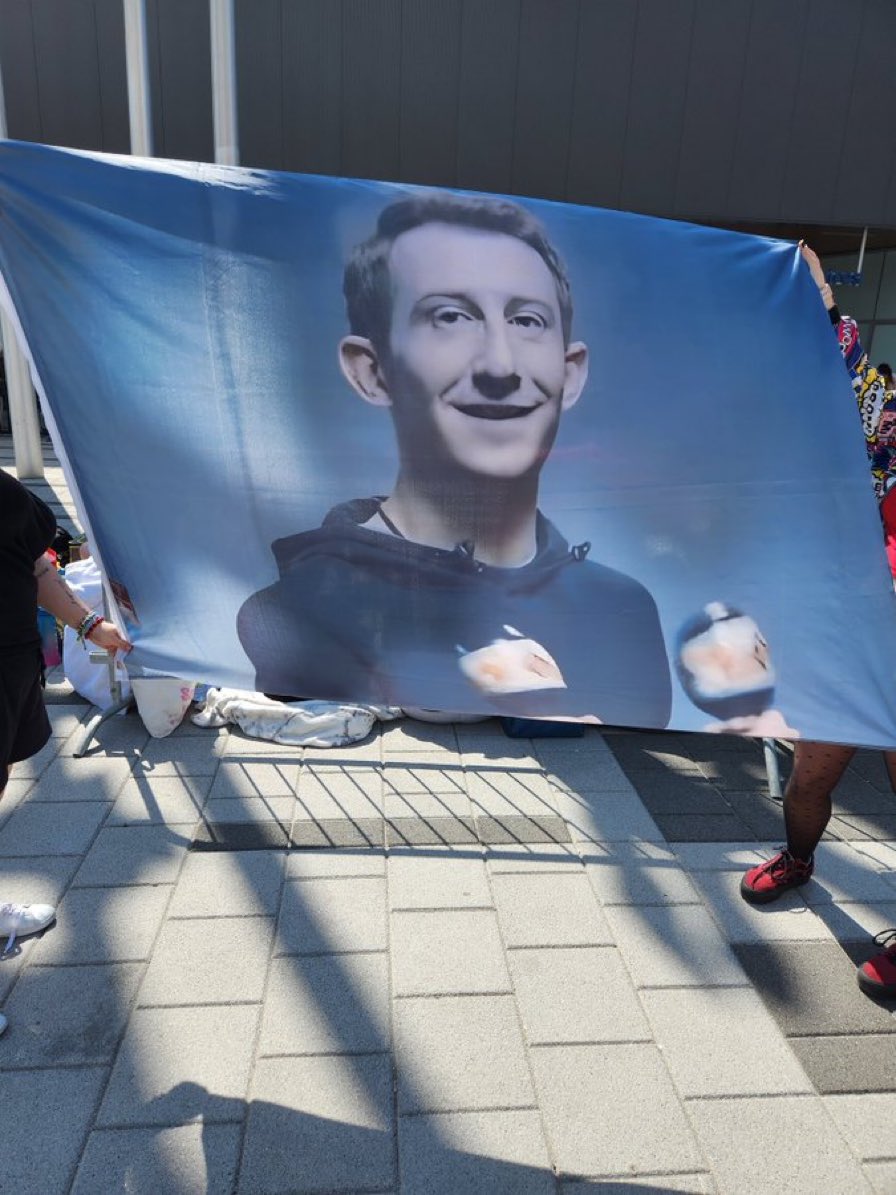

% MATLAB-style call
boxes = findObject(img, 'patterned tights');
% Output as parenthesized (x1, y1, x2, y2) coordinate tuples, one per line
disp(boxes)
(784, 742, 896, 861)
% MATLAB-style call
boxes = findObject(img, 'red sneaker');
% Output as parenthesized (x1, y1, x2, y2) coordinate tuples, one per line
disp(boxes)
(740, 849, 814, 904)
(857, 930, 896, 998)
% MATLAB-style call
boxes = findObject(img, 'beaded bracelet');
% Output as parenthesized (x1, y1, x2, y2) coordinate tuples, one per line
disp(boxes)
(75, 612, 103, 644)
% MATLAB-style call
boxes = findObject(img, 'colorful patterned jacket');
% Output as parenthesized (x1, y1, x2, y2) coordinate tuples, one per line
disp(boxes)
(836, 313, 896, 503)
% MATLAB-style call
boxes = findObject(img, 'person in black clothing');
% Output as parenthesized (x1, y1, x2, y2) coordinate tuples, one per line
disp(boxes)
(238, 194, 671, 725)
(1, 466, 129, 1035)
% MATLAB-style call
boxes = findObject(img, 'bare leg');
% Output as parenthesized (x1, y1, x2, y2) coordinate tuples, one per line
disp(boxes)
(783, 741, 856, 861)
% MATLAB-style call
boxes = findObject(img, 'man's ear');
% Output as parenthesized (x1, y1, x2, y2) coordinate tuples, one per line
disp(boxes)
(338, 336, 392, 408)
(561, 341, 589, 412)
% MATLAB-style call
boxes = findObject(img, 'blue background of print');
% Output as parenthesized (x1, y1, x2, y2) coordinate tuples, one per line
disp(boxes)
(0, 140, 893, 744)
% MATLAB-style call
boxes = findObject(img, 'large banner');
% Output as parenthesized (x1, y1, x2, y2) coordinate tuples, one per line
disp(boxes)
(1, 140, 895, 745)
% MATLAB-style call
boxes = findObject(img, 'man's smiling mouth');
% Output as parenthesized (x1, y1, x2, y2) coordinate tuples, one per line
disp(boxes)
(451, 403, 539, 420)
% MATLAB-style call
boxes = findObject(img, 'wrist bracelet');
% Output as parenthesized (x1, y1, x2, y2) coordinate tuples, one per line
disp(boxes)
(75, 612, 103, 643)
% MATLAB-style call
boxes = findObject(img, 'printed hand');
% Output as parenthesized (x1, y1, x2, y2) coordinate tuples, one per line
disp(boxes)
(85, 620, 132, 653)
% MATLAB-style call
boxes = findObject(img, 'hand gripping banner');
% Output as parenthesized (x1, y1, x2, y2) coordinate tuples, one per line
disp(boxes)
(1, 140, 895, 745)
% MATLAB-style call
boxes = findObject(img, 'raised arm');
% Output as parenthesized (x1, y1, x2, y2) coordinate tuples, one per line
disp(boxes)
(34, 554, 131, 654)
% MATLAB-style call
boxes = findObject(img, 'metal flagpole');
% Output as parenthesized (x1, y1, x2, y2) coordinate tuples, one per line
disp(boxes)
(0, 44, 43, 479)
(74, 0, 154, 755)
(209, 0, 239, 166)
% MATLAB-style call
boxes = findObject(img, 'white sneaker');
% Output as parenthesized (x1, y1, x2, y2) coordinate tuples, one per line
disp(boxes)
(0, 902, 56, 954)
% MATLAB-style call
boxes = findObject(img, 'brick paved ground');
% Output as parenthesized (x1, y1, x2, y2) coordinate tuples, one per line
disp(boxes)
(2, 442, 895, 1193)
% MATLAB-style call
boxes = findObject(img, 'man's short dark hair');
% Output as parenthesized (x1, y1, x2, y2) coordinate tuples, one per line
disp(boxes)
(343, 193, 574, 353)
(878, 361, 893, 383)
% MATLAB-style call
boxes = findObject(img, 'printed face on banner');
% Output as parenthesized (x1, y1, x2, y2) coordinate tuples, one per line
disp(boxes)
(339, 223, 589, 481)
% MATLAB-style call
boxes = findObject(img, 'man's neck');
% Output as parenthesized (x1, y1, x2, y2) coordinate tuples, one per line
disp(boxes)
(373, 473, 540, 567)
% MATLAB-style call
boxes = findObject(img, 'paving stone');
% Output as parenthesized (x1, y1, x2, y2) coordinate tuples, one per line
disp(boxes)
(549, 789, 664, 842)
(814, 899, 896, 941)
(826, 816, 875, 842)
(0, 1067, 108, 1195)
(384, 780, 473, 818)
(277, 876, 387, 955)
(194, 821, 290, 850)
(688, 1094, 873, 1193)
(464, 769, 555, 815)
(561, 1173, 715, 1192)
(603, 904, 747, 988)
(790, 1035, 896, 1094)
(607, 745, 705, 776)
(0, 777, 32, 825)
(651, 812, 755, 842)
(693, 755, 770, 788)
(137, 735, 228, 775)
(63, 716, 148, 758)
(491, 872, 612, 947)
(539, 756, 636, 795)
(286, 847, 385, 879)
(732, 942, 896, 1036)
(10, 735, 64, 779)
(299, 763, 383, 811)
(0, 799, 109, 856)
(386, 815, 477, 846)
(169, 849, 285, 917)
(640, 986, 812, 1097)
(835, 813, 896, 839)
(460, 746, 541, 770)
(392, 909, 510, 995)
(37, 884, 171, 963)
(73, 823, 192, 886)
(866, 1161, 896, 1194)
(583, 842, 701, 906)
(627, 775, 732, 815)
(531, 1043, 703, 1176)
(259, 952, 390, 1055)
(509, 946, 650, 1044)
(26, 754, 136, 801)
(801, 841, 896, 906)
(293, 816, 385, 848)
(383, 762, 468, 797)
(97, 1004, 258, 1126)
(399, 1109, 555, 1195)
(382, 722, 459, 752)
(671, 843, 765, 871)
(824, 1093, 896, 1160)
(475, 814, 570, 844)
(0, 853, 80, 904)
(71, 1122, 242, 1195)
(850, 751, 896, 792)
(223, 729, 300, 755)
(389, 847, 490, 908)
(0, 962, 142, 1066)
(202, 796, 294, 826)
(46, 703, 89, 738)
(108, 773, 212, 825)
(240, 1054, 394, 1193)
(688, 870, 833, 943)
(394, 994, 534, 1112)
(485, 841, 581, 872)
(830, 770, 896, 812)
(139, 915, 273, 1005)
(723, 793, 792, 839)
(208, 760, 300, 800)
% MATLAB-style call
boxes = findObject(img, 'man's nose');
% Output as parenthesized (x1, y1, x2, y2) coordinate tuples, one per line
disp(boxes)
(472, 320, 520, 399)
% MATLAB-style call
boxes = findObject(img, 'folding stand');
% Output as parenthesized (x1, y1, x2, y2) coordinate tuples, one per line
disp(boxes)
(72, 592, 135, 758)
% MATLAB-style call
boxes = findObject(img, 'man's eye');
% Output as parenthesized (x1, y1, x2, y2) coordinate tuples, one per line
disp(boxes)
(510, 312, 547, 330)
(431, 307, 473, 327)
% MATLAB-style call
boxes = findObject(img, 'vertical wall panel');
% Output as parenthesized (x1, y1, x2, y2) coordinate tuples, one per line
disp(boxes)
(236, 0, 283, 170)
(31, 0, 104, 149)
(618, 0, 695, 216)
(510, 0, 578, 201)
(674, 0, 751, 220)
(780, 0, 862, 224)
(834, 0, 895, 226)
(455, 0, 520, 194)
(341, 0, 401, 181)
(399, 0, 462, 186)
(282, 0, 342, 176)
(0, 1, 43, 142)
(566, 0, 638, 209)
(147, 0, 213, 162)
(725, 0, 808, 221)
(95, 0, 129, 153)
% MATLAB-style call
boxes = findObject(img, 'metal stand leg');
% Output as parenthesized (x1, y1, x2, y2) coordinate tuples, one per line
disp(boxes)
(763, 737, 783, 800)
(71, 592, 135, 758)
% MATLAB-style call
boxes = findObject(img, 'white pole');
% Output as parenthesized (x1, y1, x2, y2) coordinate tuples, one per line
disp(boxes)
(0, 41, 43, 477)
(209, 0, 239, 166)
(857, 226, 869, 277)
(123, 0, 153, 157)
